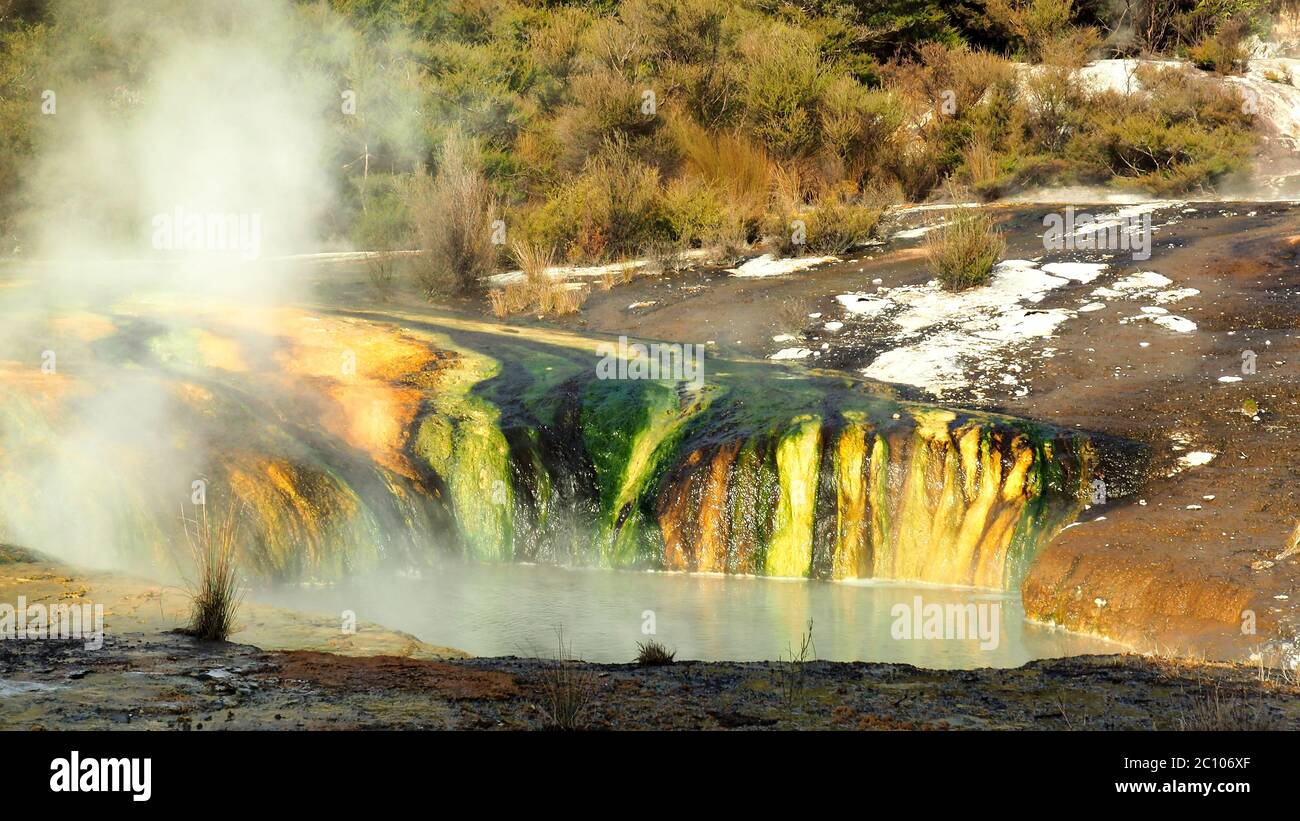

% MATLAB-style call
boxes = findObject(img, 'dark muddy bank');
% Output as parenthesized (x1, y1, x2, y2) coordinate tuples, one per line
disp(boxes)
(3, 627, 1296, 731)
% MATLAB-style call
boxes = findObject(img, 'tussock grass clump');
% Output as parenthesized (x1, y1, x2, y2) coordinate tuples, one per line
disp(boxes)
(543, 282, 589, 315)
(488, 277, 589, 318)
(925, 205, 1004, 291)
(670, 117, 772, 234)
(181, 503, 244, 643)
(487, 288, 509, 318)
(635, 639, 676, 666)
(511, 238, 555, 284)
(803, 193, 884, 254)
(409, 133, 498, 295)
(762, 169, 884, 257)
(537, 631, 598, 731)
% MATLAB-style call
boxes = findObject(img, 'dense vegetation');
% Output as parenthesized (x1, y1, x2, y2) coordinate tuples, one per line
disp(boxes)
(0, 0, 1289, 289)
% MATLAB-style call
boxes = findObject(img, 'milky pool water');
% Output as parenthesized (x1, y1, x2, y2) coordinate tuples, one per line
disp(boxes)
(265, 562, 1120, 669)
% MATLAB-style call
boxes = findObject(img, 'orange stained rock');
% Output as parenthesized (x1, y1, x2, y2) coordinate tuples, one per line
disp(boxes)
(695, 441, 740, 573)
(195, 329, 249, 372)
(0, 361, 77, 407)
(50, 312, 115, 342)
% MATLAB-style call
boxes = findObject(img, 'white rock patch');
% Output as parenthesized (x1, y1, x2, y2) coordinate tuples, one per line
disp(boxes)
(770, 347, 814, 360)
(1041, 261, 1108, 283)
(729, 254, 838, 278)
(849, 259, 1085, 396)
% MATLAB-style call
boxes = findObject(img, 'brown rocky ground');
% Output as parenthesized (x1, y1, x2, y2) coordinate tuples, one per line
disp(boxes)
(3, 623, 1296, 730)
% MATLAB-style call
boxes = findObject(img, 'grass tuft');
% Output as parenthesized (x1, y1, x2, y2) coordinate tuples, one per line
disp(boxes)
(925, 205, 1004, 291)
(1175, 685, 1279, 731)
(537, 630, 598, 731)
(180, 503, 244, 642)
(635, 639, 676, 666)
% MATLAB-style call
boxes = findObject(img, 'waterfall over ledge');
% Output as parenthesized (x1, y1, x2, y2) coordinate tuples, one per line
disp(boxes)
(0, 300, 1095, 590)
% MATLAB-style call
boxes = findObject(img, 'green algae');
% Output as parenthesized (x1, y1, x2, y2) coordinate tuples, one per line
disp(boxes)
(0, 305, 1095, 590)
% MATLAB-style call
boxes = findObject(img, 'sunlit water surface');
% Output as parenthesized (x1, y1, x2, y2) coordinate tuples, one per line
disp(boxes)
(264, 562, 1119, 669)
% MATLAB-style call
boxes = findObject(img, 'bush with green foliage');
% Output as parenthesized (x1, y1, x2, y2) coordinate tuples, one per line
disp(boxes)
(925, 206, 1005, 291)
(0, 0, 1265, 273)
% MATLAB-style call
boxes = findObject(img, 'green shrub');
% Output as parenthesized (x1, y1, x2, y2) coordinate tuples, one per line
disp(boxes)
(818, 76, 908, 185)
(737, 24, 831, 158)
(1067, 66, 1254, 194)
(552, 68, 660, 171)
(805, 192, 885, 254)
(657, 176, 726, 247)
(354, 174, 412, 251)
(764, 185, 884, 256)
(529, 140, 662, 262)
(925, 206, 1004, 290)
(1187, 31, 1249, 75)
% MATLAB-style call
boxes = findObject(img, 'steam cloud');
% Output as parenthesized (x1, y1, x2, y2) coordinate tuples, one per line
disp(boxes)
(0, 0, 380, 572)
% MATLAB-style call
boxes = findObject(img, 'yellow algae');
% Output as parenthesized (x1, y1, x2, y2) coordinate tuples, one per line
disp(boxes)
(195, 329, 248, 372)
(274, 317, 431, 383)
(866, 434, 891, 577)
(766, 415, 821, 578)
(171, 382, 214, 406)
(972, 504, 1026, 588)
(888, 432, 939, 582)
(322, 381, 423, 477)
(950, 432, 1004, 584)
(226, 458, 370, 578)
(955, 424, 982, 500)
(1000, 436, 1036, 502)
(922, 437, 969, 584)
(832, 424, 867, 579)
(0, 361, 77, 407)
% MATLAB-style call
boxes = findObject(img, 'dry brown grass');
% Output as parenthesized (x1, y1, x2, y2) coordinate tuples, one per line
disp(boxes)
(537, 631, 598, 730)
(503, 282, 533, 314)
(487, 289, 509, 318)
(671, 116, 772, 231)
(546, 282, 589, 315)
(489, 278, 588, 318)
(1277, 520, 1300, 561)
(408, 132, 498, 295)
(1175, 685, 1279, 731)
(511, 238, 555, 284)
(961, 137, 1001, 199)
